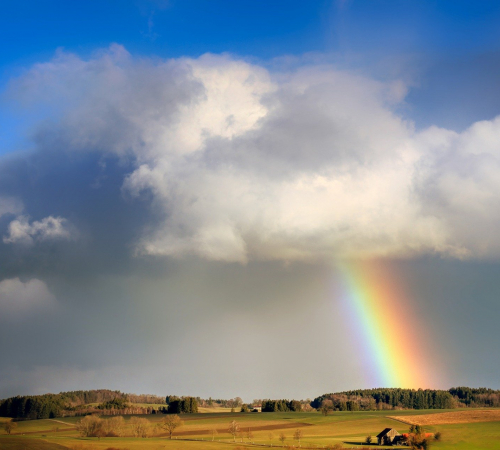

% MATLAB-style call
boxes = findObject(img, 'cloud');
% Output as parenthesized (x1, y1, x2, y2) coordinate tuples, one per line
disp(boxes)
(3, 46, 500, 263)
(0, 278, 56, 317)
(0, 196, 23, 217)
(1, 45, 500, 399)
(3, 215, 74, 245)
(413, 117, 500, 258)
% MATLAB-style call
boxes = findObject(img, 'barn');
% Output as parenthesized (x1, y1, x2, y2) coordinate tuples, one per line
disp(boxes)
(376, 428, 401, 445)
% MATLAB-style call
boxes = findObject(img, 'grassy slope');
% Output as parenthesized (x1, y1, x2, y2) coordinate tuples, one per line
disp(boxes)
(1, 409, 499, 449)
(0, 436, 68, 449)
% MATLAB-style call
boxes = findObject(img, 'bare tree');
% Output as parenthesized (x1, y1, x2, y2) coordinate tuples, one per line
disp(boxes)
(227, 397, 243, 409)
(321, 399, 333, 416)
(4, 421, 17, 435)
(160, 414, 183, 439)
(130, 417, 151, 438)
(302, 403, 315, 412)
(246, 428, 254, 442)
(269, 432, 275, 447)
(294, 429, 303, 447)
(75, 415, 103, 437)
(228, 420, 240, 442)
(104, 416, 125, 437)
(279, 432, 286, 447)
(210, 427, 218, 441)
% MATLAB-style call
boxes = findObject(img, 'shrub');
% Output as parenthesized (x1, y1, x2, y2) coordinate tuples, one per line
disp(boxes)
(130, 417, 151, 438)
(75, 415, 104, 438)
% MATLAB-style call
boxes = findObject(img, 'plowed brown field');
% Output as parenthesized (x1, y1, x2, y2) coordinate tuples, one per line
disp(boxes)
(389, 409, 500, 425)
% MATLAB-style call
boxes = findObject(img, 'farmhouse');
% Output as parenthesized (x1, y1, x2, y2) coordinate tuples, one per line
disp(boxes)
(376, 428, 401, 445)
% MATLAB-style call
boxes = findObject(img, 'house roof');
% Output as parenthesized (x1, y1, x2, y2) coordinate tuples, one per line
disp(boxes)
(376, 428, 399, 438)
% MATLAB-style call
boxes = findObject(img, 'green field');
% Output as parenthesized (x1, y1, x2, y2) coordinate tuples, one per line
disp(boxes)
(1, 409, 499, 450)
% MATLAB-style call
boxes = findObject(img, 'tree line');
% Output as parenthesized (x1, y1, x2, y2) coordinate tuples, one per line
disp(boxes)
(195, 396, 243, 409)
(312, 387, 500, 411)
(261, 399, 302, 412)
(0, 390, 165, 419)
(97, 397, 129, 410)
(57, 390, 127, 407)
(448, 386, 500, 407)
(0, 394, 162, 419)
(0, 394, 62, 419)
(162, 396, 199, 414)
(127, 393, 166, 404)
(2, 386, 499, 419)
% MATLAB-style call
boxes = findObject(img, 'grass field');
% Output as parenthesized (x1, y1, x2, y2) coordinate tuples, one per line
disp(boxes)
(1, 408, 499, 450)
(198, 406, 235, 413)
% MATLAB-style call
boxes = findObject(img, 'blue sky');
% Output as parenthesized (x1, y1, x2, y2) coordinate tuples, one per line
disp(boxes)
(2, 0, 500, 62)
(3, 1, 500, 154)
(1, 1, 500, 398)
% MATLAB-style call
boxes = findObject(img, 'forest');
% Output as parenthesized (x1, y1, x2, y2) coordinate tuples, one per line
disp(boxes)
(312, 387, 500, 411)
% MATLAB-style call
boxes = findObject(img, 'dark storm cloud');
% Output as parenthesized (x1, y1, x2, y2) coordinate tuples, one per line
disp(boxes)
(0, 151, 152, 281)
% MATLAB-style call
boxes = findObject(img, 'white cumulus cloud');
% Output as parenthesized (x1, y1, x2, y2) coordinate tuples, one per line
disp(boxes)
(3, 215, 74, 245)
(7, 45, 500, 262)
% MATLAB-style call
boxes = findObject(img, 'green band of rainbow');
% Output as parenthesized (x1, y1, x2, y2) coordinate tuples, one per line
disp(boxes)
(338, 261, 430, 389)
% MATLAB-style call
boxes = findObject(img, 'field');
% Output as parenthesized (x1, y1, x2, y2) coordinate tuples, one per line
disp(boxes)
(197, 406, 235, 414)
(1, 409, 499, 450)
(388, 409, 500, 425)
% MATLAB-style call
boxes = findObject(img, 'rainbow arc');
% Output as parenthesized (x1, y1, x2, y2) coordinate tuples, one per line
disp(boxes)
(338, 261, 432, 389)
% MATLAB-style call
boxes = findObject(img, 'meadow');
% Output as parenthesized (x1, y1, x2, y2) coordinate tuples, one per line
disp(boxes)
(1, 408, 499, 450)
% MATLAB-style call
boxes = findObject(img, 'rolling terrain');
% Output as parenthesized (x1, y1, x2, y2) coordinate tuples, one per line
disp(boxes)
(1, 408, 500, 449)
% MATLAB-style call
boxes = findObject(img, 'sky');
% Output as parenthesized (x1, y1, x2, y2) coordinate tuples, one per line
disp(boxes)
(1, 0, 500, 401)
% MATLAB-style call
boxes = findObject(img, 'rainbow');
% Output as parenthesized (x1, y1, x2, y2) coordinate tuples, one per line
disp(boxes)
(337, 260, 433, 389)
